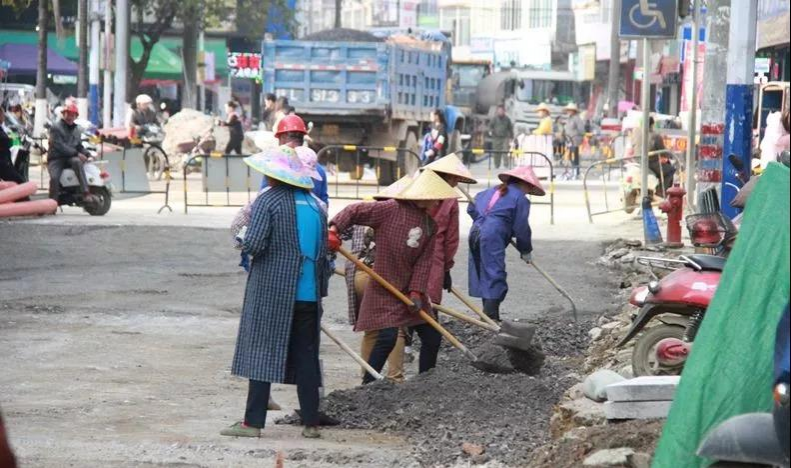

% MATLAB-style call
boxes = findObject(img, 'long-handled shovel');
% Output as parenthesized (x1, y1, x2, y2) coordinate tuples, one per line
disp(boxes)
(450, 286, 499, 328)
(457, 185, 579, 321)
(320, 325, 384, 381)
(432, 303, 536, 351)
(336, 246, 483, 367)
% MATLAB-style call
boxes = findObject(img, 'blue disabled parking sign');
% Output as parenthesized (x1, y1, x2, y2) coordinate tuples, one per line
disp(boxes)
(619, 0, 678, 38)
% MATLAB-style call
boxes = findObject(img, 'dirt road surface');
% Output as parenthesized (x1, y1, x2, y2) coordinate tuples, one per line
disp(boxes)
(0, 220, 624, 467)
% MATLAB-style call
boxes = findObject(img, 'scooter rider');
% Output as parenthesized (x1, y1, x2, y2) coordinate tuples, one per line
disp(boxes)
(47, 104, 94, 202)
(129, 94, 159, 138)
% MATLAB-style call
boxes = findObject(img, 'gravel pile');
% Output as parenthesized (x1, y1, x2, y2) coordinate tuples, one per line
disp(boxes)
(302, 28, 383, 43)
(279, 318, 593, 466)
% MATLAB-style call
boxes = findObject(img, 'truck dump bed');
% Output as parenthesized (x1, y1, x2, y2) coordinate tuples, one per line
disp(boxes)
(262, 39, 447, 121)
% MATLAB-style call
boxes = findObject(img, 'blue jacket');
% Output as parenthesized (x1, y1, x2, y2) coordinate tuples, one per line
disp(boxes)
(467, 184, 532, 300)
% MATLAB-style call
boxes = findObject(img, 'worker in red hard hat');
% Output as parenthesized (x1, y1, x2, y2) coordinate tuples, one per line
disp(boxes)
(262, 114, 328, 205)
(47, 103, 95, 202)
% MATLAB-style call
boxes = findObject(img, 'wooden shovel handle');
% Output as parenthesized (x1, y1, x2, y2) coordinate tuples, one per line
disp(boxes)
(433, 303, 500, 333)
(336, 247, 475, 358)
(450, 286, 499, 328)
(321, 324, 384, 381)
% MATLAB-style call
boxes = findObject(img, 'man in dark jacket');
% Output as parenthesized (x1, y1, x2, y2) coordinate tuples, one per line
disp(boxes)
(489, 105, 513, 169)
(47, 104, 92, 200)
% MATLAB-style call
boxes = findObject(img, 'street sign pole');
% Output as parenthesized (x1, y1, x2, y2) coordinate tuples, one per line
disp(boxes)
(685, 0, 700, 210)
(640, 38, 651, 210)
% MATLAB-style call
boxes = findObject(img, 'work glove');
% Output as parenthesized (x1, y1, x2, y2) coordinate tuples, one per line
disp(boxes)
(443, 271, 453, 292)
(409, 291, 425, 315)
(327, 229, 342, 252)
(520, 252, 532, 264)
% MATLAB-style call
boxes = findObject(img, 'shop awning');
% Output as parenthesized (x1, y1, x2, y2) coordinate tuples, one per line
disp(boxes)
(0, 43, 78, 75)
(157, 37, 229, 79)
(0, 30, 183, 80)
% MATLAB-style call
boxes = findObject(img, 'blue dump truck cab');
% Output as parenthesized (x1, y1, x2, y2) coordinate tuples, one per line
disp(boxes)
(262, 38, 451, 184)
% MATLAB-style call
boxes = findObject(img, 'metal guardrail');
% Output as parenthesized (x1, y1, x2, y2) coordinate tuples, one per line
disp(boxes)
(582, 149, 684, 223)
(182, 152, 256, 214)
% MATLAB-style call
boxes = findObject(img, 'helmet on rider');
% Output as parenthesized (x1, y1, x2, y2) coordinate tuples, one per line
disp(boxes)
(275, 114, 307, 138)
(135, 94, 153, 105)
(689, 217, 723, 246)
(61, 103, 79, 117)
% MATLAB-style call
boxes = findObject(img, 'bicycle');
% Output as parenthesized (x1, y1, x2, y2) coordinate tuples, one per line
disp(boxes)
(133, 124, 169, 181)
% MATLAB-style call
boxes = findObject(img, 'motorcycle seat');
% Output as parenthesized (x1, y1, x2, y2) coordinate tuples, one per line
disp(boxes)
(686, 254, 726, 272)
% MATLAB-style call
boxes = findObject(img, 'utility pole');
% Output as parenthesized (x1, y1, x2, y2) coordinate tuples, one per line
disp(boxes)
(89, 0, 101, 124)
(113, 0, 129, 127)
(639, 38, 651, 210)
(33, 0, 49, 138)
(720, 1, 756, 218)
(606, 0, 621, 118)
(698, 0, 730, 203)
(684, 0, 700, 207)
(334, 0, 342, 28)
(77, 0, 89, 118)
(103, 0, 113, 128)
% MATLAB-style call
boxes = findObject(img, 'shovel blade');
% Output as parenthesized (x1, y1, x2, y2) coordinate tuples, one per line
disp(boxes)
(499, 321, 536, 341)
(493, 332, 535, 352)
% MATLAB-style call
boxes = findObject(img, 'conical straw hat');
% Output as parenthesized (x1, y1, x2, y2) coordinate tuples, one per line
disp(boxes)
(392, 169, 459, 201)
(536, 102, 550, 113)
(373, 174, 414, 200)
(243, 145, 314, 189)
(422, 153, 478, 184)
(498, 165, 546, 196)
(564, 102, 579, 112)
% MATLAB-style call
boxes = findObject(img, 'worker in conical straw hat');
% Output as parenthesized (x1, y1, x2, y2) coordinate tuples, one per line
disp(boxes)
(344, 174, 414, 382)
(328, 169, 458, 384)
(222, 144, 329, 440)
(467, 165, 545, 322)
(533, 103, 553, 136)
(420, 153, 476, 306)
(563, 102, 585, 178)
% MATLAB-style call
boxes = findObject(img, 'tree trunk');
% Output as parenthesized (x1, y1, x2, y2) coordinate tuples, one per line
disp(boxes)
(334, 0, 341, 28)
(34, 0, 49, 137)
(182, 21, 199, 110)
(77, 0, 88, 99)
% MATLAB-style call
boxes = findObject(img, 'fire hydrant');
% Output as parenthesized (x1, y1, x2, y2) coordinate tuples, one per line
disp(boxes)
(659, 184, 686, 248)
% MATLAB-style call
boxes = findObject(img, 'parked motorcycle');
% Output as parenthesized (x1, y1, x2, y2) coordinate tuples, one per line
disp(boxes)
(617, 212, 738, 376)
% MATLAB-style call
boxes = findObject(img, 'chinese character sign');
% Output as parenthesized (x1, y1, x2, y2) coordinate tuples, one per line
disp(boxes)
(228, 52, 262, 79)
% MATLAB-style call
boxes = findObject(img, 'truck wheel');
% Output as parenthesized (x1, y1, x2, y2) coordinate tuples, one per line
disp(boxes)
(449, 129, 463, 154)
(378, 131, 419, 186)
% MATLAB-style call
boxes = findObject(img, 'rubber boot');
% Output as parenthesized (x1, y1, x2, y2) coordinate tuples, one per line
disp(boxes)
(482, 299, 501, 322)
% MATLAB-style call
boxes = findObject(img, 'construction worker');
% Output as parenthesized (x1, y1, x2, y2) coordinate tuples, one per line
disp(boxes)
(533, 103, 553, 135)
(563, 103, 584, 178)
(488, 105, 514, 169)
(328, 170, 459, 384)
(345, 176, 415, 382)
(222, 146, 329, 440)
(467, 166, 545, 321)
(263, 114, 328, 205)
(421, 153, 478, 304)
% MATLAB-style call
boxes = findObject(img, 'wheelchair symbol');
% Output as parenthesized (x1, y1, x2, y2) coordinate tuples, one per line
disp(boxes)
(629, 0, 667, 30)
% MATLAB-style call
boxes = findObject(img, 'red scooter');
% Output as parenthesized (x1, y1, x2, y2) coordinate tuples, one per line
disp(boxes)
(617, 213, 737, 376)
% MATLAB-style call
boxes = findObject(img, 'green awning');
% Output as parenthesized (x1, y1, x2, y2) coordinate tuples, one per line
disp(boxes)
(157, 36, 229, 79)
(0, 30, 183, 80)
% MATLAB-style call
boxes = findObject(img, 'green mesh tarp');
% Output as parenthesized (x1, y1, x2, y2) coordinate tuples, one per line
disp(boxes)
(652, 163, 790, 467)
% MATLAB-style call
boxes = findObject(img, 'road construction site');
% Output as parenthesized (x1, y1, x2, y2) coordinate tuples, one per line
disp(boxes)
(0, 183, 656, 467)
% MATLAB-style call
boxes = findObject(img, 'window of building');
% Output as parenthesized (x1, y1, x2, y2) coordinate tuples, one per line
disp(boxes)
(440, 7, 471, 46)
(500, 0, 522, 31)
(527, 0, 552, 28)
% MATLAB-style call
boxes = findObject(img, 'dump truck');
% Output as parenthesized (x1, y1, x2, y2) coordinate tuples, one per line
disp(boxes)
(262, 33, 452, 185)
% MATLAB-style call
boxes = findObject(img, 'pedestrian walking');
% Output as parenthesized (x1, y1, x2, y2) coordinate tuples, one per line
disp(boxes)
(467, 166, 545, 321)
(328, 170, 459, 384)
(421, 153, 478, 304)
(489, 105, 514, 169)
(221, 146, 330, 439)
(423, 109, 448, 164)
(218, 101, 244, 155)
(563, 103, 584, 178)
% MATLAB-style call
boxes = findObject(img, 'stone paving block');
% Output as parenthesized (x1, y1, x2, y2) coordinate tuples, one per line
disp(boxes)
(604, 400, 672, 420)
(605, 376, 680, 402)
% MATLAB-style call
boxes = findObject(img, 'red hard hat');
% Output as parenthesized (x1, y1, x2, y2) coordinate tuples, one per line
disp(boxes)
(62, 103, 79, 116)
(275, 114, 307, 137)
